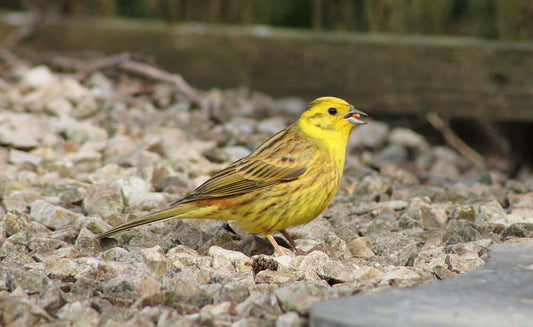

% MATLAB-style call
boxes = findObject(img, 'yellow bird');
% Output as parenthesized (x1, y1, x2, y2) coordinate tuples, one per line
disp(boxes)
(97, 97, 367, 255)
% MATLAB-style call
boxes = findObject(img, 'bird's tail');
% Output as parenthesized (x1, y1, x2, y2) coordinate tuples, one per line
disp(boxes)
(96, 204, 210, 239)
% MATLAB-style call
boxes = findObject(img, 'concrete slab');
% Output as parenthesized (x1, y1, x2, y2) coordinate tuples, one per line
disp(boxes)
(310, 241, 533, 327)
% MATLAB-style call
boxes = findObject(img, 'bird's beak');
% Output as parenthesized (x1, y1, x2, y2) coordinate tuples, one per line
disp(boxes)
(343, 107, 367, 125)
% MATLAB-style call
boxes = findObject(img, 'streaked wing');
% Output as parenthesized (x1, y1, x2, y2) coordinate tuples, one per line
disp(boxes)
(174, 127, 316, 204)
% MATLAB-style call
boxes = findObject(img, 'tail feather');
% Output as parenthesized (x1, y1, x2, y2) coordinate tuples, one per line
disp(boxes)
(96, 205, 192, 239)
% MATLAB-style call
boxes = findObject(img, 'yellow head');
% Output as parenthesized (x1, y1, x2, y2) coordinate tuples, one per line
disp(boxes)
(296, 97, 366, 151)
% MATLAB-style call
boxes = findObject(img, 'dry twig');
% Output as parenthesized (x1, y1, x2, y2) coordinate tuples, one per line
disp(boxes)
(119, 60, 199, 101)
(0, 48, 25, 67)
(119, 60, 209, 115)
(43, 53, 209, 114)
(426, 112, 485, 168)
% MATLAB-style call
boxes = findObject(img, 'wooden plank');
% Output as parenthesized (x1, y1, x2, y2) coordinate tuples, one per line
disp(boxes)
(16, 17, 533, 121)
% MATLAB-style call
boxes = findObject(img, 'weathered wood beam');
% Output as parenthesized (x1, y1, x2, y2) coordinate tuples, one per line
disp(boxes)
(13, 17, 533, 121)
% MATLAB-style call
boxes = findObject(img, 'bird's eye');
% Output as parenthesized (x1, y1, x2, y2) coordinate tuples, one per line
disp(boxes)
(328, 108, 337, 115)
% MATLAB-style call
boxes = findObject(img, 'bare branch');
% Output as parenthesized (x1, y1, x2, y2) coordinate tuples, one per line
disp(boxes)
(426, 112, 485, 169)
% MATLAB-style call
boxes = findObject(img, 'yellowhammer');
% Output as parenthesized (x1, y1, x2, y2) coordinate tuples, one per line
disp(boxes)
(97, 97, 367, 255)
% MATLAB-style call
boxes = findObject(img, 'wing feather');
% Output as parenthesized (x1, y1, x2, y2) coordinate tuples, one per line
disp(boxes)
(174, 126, 316, 204)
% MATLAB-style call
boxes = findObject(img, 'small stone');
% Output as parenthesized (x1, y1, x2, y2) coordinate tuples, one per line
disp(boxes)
(370, 233, 418, 266)
(349, 120, 390, 149)
(445, 253, 485, 274)
(255, 266, 304, 285)
(138, 276, 161, 295)
(277, 97, 306, 116)
(199, 301, 233, 325)
(316, 259, 355, 285)
(4, 211, 31, 236)
(289, 217, 334, 241)
(223, 146, 251, 162)
(232, 317, 267, 327)
(75, 227, 100, 257)
(83, 183, 124, 219)
(56, 301, 100, 326)
(448, 205, 477, 222)
(501, 223, 533, 240)
(139, 245, 170, 277)
(208, 246, 253, 273)
(136, 289, 209, 314)
(45, 98, 73, 116)
(509, 208, 533, 222)
(398, 213, 423, 229)
(81, 215, 112, 235)
(6, 269, 48, 294)
(0, 295, 53, 325)
(175, 222, 211, 250)
(445, 220, 488, 245)
(197, 228, 246, 255)
(379, 162, 419, 185)
(106, 149, 162, 168)
(352, 265, 385, 280)
(162, 267, 208, 291)
(101, 263, 153, 296)
(214, 280, 251, 304)
(388, 127, 428, 150)
(323, 233, 353, 261)
(118, 177, 166, 211)
(42, 178, 88, 205)
(202, 146, 230, 163)
(154, 173, 192, 194)
(347, 237, 375, 258)
(509, 192, 533, 209)
(167, 246, 212, 269)
(8, 149, 41, 166)
(293, 239, 321, 253)
(87, 164, 134, 184)
(374, 144, 408, 163)
(404, 197, 447, 228)
(235, 293, 281, 319)
(137, 306, 178, 325)
(380, 267, 431, 288)
(28, 235, 68, 253)
(103, 135, 136, 158)
(276, 311, 306, 327)
(87, 72, 114, 99)
(29, 200, 81, 230)
(430, 158, 460, 179)
(224, 117, 256, 135)
(0, 113, 43, 149)
(51, 115, 108, 143)
(2, 189, 43, 213)
(37, 278, 66, 315)
(451, 239, 491, 257)
(477, 200, 507, 223)
(432, 265, 453, 280)
(256, 117, 286, 134)
(274, 281, 329, 315)
(200, 301, 232, 316)
(295, 250, 329, 281)
(99, 246, 131, 262)
(21, 65, 57, 88)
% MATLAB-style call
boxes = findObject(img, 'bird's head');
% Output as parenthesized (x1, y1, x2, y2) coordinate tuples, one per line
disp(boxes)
(297, 96, 367, 146)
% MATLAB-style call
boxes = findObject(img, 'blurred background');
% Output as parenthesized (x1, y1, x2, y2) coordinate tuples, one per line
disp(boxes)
(0, 0, 532, 167)
(2, 0, 532, 39)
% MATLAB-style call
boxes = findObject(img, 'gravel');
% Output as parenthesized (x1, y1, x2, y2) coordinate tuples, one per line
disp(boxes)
(0, 63, 532, 326)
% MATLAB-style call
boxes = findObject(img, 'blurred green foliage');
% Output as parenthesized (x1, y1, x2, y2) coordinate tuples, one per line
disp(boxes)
(5, 0, 532, 40)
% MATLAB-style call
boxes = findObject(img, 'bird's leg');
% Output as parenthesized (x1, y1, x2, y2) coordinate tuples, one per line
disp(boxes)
(280, 230, 306, 255)
(280, 230, 298, 250)
(266, 234, 285, 256)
